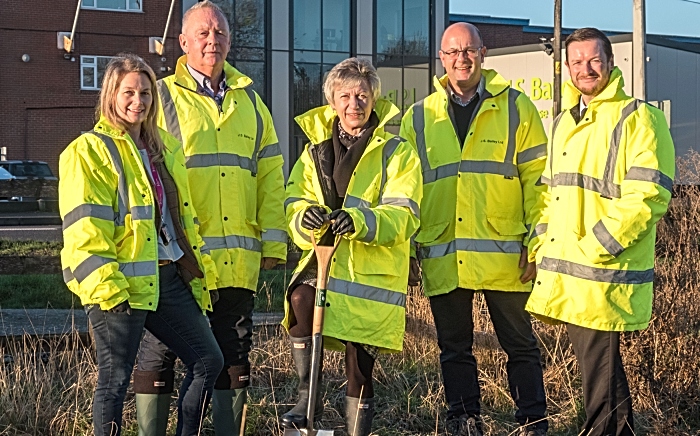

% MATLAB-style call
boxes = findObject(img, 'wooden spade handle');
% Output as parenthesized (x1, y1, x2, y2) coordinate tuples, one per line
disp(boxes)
(310, 229, 340, 336)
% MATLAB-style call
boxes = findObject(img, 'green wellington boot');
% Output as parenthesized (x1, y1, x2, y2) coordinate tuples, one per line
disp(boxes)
(279, 336, 324, 428)
(345, 396, 375, 436)
(135, 393, 171, 436)
(212, 387, 247, 434)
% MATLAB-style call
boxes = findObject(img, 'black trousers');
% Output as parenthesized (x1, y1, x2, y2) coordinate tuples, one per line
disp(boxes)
(135, 287, 255, 392)
(566, 324, 634, 436)
(429, 289, 547, 429)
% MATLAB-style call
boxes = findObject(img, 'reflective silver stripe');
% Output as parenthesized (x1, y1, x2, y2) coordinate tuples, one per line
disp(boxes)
(421, 240, 456, 259)
(421, 238, 522, 259)
(603, 100, 643, 188)
(258, 142, 282, 159)
(73, 255, 113, 283)
(157, 80, 183, 143)
(295, 213, 311, 242)
(284, 197, 318, 210)
(505, 88, 520, 166)
(119, 261, 157, 277)
(63, 268, 75, 283)
(358, 208, 377, 243)
(262, 229, 288, 243)
(186, 152, 256, 173)
(379, 137, 403, 196)
(456, 238, 522, 253)
(460, 160, 518, 178)
(530, 223, 548, 240)
(130, 205, 153, 220)
(88, 131, 129, 226)
(379, 197, 420, 218)
(344, 195, 371, 209)
(328, 277, 406, 307)
(517, 143, 547, 165)
(539, 257, 654, 284)
(62, 204, 115, 231)
(593, 220, 625, 257)
(244, 87, 263, 176)
(424, 162, 459, 184)
(193, 217, 200, 226)
(625, 166, 673, 192)
(412, 100, 431, 173)
(551, 172, 621, 198)
(202, 235, 262, 252)
(540, 176, 551, 186)
(200, 243, 211, 255)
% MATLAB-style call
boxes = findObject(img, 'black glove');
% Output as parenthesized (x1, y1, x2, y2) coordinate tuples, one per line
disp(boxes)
(109, 300, 132, 315)
(329, 209, 355, 235)
(302, 206, 328, 230)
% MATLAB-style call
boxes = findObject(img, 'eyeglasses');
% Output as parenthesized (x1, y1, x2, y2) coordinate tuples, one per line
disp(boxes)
(440, 47, 482, 59)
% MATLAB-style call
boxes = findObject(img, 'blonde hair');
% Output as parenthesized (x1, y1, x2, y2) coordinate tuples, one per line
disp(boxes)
(97, 53, 165, 162)
(323, 57, 381, 105)
(182, 0, 230, 35)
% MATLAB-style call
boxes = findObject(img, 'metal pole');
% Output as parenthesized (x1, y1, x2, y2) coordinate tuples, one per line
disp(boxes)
(553, 0, 562, 116)
(633, 0, 647, 100)
(65, 0, 82, 53)
(156, 0, 177, 56)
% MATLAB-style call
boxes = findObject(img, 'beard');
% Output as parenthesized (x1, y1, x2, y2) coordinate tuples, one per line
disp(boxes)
(574, 72, 611, 97)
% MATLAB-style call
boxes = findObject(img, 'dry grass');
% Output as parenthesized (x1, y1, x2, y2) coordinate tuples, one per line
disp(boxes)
(3, 156, 700, 435)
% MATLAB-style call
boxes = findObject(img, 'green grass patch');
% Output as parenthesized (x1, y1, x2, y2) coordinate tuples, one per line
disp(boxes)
(0, 269, 289, 312)
(0, 239, 62, 257)
(0, 274, 77, 309)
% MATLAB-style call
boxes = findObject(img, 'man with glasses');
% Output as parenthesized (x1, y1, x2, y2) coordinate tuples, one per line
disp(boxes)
(401, 22, 548, 436)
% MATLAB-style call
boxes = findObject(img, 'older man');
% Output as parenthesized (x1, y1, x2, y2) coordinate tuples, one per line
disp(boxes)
(400, 22, 548, 436)
(132, 2, 286, 434)
(527, 28, 674, 436)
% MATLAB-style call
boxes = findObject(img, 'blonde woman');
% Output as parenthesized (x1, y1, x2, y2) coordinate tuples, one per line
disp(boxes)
(59, 53, 223, 436)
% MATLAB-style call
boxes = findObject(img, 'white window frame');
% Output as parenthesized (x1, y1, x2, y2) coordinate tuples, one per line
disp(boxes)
(81, 0, 142, 13)
(80, 55, 114, 90)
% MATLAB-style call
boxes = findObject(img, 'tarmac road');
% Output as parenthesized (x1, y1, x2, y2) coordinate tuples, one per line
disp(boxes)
(0, 225, 62, 242)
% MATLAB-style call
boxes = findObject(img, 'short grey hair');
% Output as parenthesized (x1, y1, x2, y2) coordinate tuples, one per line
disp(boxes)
(183, 0, 230, 34)
(323, 58, 381, 105)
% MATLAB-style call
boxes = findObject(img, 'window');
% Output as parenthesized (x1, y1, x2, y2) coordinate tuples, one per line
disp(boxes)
(292, 0, 352, 159)
(81, 0, 142, 12)
(80, 56, 114, 90)
(376, 0, 432, 129)
(211, 0, 269, 102)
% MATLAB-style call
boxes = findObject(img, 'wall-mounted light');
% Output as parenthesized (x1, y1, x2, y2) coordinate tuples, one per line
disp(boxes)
(21, 54, 30, 62)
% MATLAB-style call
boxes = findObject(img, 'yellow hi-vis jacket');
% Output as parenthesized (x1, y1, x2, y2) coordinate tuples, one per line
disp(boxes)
(283, 99, 423, 352)
(156, 56, 287, 291)
(400, 70, 548, 297)
(526, 67, 675, 331)
(59, 118, 217, 311)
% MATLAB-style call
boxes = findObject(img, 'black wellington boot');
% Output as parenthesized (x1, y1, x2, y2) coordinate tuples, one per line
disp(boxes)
(279, 336, 324, 428)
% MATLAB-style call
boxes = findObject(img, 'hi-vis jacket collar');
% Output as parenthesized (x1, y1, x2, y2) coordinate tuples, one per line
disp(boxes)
(562, 67, 626, 110)
(294, 98, 400, 146)
(433, 68, 511, 101)
(173, 55, 253, 92)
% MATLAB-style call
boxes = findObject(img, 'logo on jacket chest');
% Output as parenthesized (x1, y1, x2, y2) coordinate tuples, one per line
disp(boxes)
(238, 133, 255, 141)
(480, 138, 505, 145)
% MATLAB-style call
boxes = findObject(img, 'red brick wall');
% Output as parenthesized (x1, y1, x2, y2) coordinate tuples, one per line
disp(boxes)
(1, 0, 184, 174)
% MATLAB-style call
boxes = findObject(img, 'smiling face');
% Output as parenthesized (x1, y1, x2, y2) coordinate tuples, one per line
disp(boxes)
(179, 6, 230, 78)
(115, 72, 152, 134)
(330, 80, 375, 136)
(439, 23, 487, 94)
(566, 39, 614, 104)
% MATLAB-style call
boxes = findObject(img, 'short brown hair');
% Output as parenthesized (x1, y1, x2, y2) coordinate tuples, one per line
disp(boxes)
(97, 53, 165, 162)
(565, 27, 613, 61)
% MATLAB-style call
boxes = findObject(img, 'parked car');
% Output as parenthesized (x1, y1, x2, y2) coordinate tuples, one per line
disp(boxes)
(0, 160, 57, 180)
(0, 160, 57, 202)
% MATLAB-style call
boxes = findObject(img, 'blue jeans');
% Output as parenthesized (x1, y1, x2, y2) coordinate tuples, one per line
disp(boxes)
(86, 263, 224, 436)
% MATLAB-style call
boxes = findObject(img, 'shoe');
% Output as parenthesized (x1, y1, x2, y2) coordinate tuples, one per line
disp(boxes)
(345, 396, 374, 436)
(279, 336, 324, 428)
(212, 388, 247, 435)
(517, 424, 547, 436)
(446, 415, 482, 436)
(135, 393, 170, 436)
